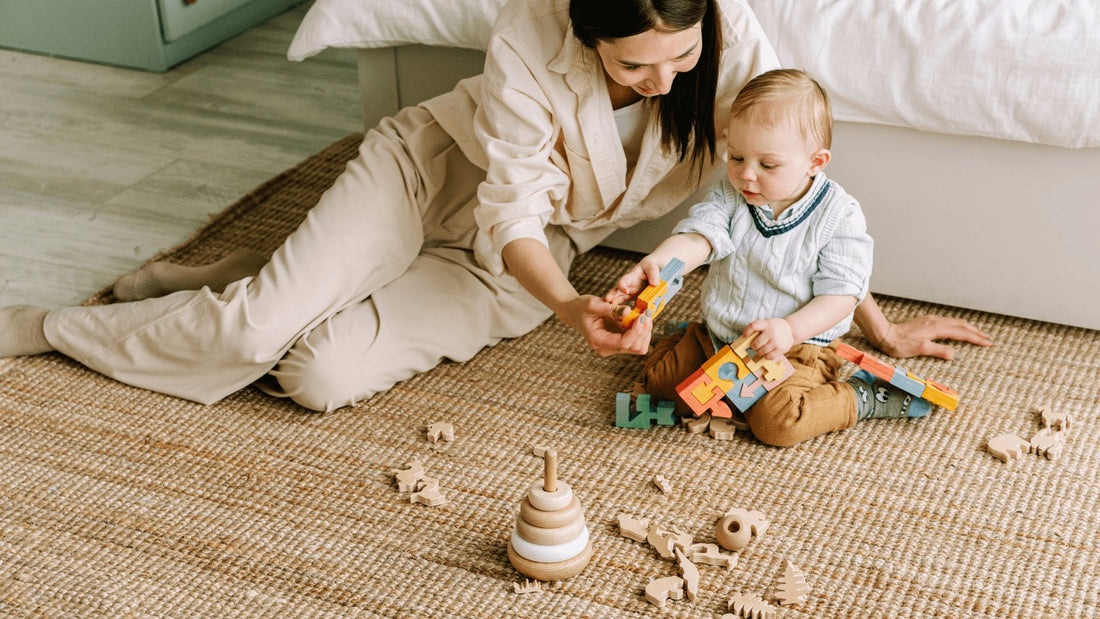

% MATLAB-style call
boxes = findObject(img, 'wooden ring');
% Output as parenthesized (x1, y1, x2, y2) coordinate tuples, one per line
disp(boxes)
(715, 513, 751, 551)
(519, 496, 582, 529)
(514, 512, 586, 546)
(509, 526, 588, 563)
(507, 539, 593, 581)
(527, 480, 572, 512)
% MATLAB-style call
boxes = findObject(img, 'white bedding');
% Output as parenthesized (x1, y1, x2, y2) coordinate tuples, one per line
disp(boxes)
(289, 0, 1100, 149)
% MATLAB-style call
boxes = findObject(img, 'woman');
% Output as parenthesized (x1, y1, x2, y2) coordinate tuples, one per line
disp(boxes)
(0, 0, 989, 411)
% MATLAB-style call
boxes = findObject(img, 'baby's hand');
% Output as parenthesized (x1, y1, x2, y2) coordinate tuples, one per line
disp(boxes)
(604, 256, 664, 310)
(745, 319, 795, 361)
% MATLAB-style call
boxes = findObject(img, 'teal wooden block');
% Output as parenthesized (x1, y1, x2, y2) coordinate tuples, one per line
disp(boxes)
(615, 393, 676, 428)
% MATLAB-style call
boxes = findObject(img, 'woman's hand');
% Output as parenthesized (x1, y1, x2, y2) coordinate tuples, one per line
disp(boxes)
(878, 315, 993, 360)
(560, 294, 654, 357)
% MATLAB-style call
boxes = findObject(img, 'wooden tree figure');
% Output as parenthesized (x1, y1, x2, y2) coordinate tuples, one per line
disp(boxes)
(507, 449, 593, 581)
(774, 560, 811, 605)
(724, 592, 777, 619)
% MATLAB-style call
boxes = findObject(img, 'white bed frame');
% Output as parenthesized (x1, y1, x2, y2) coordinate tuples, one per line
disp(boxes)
(356, 47, 1100, 331)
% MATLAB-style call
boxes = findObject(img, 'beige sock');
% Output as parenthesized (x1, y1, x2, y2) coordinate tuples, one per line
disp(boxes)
(113, 249, 269, 301)
(0, 306, 54, 357)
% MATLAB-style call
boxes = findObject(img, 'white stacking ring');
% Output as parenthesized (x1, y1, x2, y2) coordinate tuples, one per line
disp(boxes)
(527, 480, 572, 512)
(510, 525, 589, 563)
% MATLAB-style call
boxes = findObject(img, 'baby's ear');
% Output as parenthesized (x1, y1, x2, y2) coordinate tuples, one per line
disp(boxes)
(809, 148, 831, 174)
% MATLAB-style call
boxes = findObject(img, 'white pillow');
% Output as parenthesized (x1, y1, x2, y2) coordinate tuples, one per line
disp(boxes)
(287, 0, 509, 61)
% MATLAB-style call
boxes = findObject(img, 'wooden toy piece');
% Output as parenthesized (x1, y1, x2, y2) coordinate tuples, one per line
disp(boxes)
(726, 592, 777, 619)
(774, 560, 811, 605)
(836, 342, 959, 411)
(411, 477, 446, 507)
(621, 258, 686, 329)
(513, 579, 542, 594)
(674, 546, 699, 601)
(653, 474, 673, 494)
(392, 460, 425, 492)
(987, 432, 1032, 464)
(645, 576, 684, 608)
(688, 543, 737, 570)
(426, 421, 454, 443)
(508, 448, 593, 581)
(1040, 405, 1073, 432)
(685, 412, 712, 434)
(715, 508, 768, 552)
(1030, 428, 1067, 461)
(615, 393, 677, 429)
(647, 523, 692, 560)
(709, 416, 738, 440)
(677, 367, 734, 419)
(618, 513, 650, 542)
(730, 332, 786, 382)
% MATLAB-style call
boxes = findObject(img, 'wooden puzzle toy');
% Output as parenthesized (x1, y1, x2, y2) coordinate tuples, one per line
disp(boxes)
(676, 332, 795, 419)
(716, 508, 768, 552)
(426, 422, 454, 443)
(507, 449, 593, 581)
(647, 523, 692, 560)
(617, 513, 650, 542)
(615, 393, 676, 428)
(685, 412, 711, 434)
(774, 560, 810, 605)
(645, 576, 684, 608)
(725, 592, 777, 619)
(688, 543, 737, 570)
(835, 342, 959, 411)
(620, 258, 686, 329)
(987, 433, 1031, 463)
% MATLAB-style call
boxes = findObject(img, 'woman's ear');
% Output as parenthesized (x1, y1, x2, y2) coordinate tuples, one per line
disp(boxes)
(809, 148, 831, 175)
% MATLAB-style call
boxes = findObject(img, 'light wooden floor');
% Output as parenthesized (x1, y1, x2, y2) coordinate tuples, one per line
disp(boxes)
(0, 4, 361, 309)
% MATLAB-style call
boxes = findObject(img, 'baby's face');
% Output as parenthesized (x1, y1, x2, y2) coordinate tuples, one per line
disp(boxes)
(726, 117, 824, 214)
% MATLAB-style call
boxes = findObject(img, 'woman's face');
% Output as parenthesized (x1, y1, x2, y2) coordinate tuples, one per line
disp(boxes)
(595, 24, 703, 97)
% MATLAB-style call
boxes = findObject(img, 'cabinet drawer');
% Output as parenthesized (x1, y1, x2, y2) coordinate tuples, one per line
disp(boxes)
(158, 0, 256, 41)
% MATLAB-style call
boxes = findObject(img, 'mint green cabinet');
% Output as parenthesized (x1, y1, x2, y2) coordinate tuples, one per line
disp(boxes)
(0, 0, 305, 71)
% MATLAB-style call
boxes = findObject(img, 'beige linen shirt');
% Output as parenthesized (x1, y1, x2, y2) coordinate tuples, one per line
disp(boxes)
(423, 0, 779, 276)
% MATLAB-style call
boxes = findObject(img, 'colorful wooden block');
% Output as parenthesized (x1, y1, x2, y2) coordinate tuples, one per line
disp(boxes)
(621, 258, 686, 328)
(677, 335, 794, 416)
(835, 342, 959, 411)
(888, 368, 927, 395)
(677, 368, 734, 419)
(615, 393, 676, 428)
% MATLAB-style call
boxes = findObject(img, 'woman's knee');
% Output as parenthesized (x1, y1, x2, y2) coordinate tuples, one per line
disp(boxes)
(272, 336, 392, 412)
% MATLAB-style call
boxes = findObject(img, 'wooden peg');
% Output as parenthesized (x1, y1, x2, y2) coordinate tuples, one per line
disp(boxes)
(544, 449, 558, 493)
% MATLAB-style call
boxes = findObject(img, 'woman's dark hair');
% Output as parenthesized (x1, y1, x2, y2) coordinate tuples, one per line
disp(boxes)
(570, 0, 722, 172)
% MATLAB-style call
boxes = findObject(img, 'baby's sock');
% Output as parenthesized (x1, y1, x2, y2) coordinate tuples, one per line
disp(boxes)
(0, 306, 54, 357)
(848, 369, 931, 420)
(113, 249, 268, 301)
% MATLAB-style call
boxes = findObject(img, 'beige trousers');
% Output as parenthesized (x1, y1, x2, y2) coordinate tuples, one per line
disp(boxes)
(44, 106, 575, 411)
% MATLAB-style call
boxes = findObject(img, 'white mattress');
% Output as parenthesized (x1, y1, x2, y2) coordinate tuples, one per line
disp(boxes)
(290, 0, 1100, 149)
(750, 0, 1100, 148)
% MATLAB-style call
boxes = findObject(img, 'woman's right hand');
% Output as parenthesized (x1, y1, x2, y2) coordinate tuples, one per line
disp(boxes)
(559, 294, 653, 357)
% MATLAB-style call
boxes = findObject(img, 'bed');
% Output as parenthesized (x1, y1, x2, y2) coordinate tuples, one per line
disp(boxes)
(287, 0, 1100, 331)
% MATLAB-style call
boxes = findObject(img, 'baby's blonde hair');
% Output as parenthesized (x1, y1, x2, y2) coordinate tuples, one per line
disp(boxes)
(729, 68, 832, 149)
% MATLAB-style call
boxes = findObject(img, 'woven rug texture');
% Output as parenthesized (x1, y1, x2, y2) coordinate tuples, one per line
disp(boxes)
(1, 134, 1097, 618)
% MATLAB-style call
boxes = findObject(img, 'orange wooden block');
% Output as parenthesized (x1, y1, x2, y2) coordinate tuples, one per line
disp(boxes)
(677, 368, 733, 418)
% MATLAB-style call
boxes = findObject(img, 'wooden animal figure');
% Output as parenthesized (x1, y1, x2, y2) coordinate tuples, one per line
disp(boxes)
(674, 547, 699, 601)
(426, 422, 454, 443)
(688, 543, 737, 570)
(1040, 406, 1073, 432)
(653, 474, 673, 494)
(1030, 428, 1067, 461)
(725, 592, 777, 619)
(645, 576, 684, 608)
(618, 513, 650, 542)
(410, 476, 446, 506)
(774, 560, 811, 605)
(987, 433, 1031, 463)
(392, 460, 425, 492)
(647, 523, 692, 560)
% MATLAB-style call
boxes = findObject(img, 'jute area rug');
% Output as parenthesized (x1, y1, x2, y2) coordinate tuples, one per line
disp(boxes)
(1, 134, 1097, 618)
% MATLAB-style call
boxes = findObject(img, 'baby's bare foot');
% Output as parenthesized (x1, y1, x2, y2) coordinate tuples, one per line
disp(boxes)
(0, 306, 53, 357)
